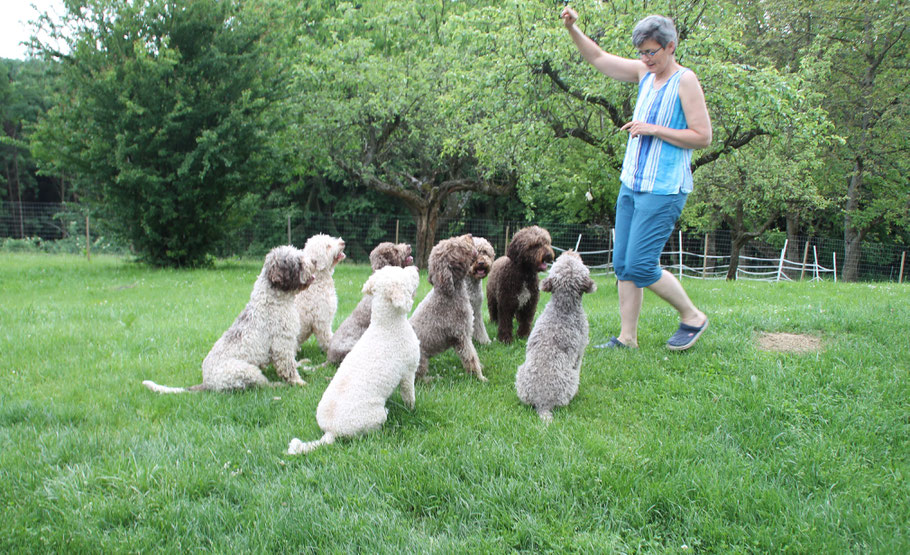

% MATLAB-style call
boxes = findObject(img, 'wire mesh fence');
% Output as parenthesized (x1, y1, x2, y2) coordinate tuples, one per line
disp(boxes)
(2, 201, 907, 282)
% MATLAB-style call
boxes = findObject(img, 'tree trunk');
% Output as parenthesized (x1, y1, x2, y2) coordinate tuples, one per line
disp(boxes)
(785, 210, 801, 279)
(842, 159, 865, 282)
(843, 226, 864, 282)
(413, 205, 441, 269)
(726, 235, 751, 280)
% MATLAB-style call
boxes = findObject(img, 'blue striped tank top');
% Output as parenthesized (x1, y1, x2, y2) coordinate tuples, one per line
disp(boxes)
(619, 69, 693, 195)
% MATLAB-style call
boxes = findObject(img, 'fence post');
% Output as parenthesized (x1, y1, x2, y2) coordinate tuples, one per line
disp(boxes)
(702, 233, 709, 278)
(899, 251, 906, 284)
(677, 230, 683, 279)
(833, 252, 838, 283)
(800, 240, 811, 281)
(610, 228, 615, 275)
(287, 215, 291, 245)
(85, 214, 91, 262)
(776, 239, 788, 282)
(813, 246, 819, 281)
(395, 220, 399, 244)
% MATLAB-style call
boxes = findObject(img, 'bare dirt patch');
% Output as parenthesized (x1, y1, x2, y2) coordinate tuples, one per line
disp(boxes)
(756, 332, 823, 353)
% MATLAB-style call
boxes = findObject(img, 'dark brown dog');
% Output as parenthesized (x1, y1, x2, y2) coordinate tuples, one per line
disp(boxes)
(486, 226, 555, 343)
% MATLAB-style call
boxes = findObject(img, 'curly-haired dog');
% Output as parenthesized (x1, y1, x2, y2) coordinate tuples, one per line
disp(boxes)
(409, 234, 487, 382)
(326, 242, 414, 365)
(288, 265, 421, 455)
(294, 234, 346, 353)
(142, 246, 316, 393)
(516, 250, 596, 421)
(467, 236, 495, 345)
(486, 225, 555, 343)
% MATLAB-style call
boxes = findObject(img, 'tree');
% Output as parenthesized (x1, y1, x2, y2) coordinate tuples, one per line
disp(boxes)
(279, 1, 514, 267)
(732, 0, 910, 280)
(1, 59, 57, 236)
(810, 2, 909, 280)
(433, 0, 831, 231)
(31, 0, 275, 266)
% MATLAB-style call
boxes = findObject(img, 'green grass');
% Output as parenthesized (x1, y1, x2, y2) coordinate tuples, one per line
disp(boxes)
(1, 253, 908, 553)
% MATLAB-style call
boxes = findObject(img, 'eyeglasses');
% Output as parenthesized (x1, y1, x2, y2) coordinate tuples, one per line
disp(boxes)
(634, 47, 664, 59)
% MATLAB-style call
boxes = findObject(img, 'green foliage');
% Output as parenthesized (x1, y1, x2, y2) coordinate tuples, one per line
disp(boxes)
(1, 253, 909, 551)
(30, 0, 276, 267)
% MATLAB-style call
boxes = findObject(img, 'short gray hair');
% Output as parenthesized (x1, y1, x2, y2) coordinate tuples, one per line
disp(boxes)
(632, 15, 678, 48)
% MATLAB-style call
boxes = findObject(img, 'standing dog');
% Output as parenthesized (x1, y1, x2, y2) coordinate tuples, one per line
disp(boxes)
(486, 225, 555, 343)
(467, 236, 495, 345)
(288, 266, 421, 455)
(409, 234, 486, 382)
(516, 251, 596, 421)
(142, 245, 315, 393)
(294, 234, 346, 353)
(326, 242, 413, 365)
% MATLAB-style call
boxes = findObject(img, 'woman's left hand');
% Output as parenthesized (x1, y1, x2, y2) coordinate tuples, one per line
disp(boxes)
(621, 121, 658, 138)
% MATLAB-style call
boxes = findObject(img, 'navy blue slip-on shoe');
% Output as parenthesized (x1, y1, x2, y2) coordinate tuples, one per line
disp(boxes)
(667, 319, 708, 351)
(594, 336, 629, 349)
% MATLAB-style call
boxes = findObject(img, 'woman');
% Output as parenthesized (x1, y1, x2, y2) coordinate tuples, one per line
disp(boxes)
(561, 7, 711, 350)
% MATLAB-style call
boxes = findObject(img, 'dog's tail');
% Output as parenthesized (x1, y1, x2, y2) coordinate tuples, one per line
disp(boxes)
(537, 409, 554, 423)
(287, 432, 335, 455)
(142, 380, 204, 394)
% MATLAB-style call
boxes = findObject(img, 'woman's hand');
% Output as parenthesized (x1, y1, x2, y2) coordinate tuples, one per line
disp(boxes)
(561, 6, 578, 29)
(621, 121, 658, 138)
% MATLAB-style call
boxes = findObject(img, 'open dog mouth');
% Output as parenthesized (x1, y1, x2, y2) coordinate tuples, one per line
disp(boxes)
(334, 252, 346, 264)
(537, 262, 549, 272)
(405, 255, 414, 266)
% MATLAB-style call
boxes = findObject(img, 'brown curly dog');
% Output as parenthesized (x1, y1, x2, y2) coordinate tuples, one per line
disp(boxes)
(409, 234, 486, 382)
(486, 225, 555, 343)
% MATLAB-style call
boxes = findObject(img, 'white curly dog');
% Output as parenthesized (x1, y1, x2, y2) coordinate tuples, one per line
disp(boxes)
(294, 234, 346, 353)
(288, 265, 421, 455)
(142, 245, 315, 393)
(326, 242, 413, 365)
(515, 250, 596, 421)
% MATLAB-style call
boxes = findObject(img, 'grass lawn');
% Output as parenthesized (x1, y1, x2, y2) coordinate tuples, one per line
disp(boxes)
(1, 252, 908, 552)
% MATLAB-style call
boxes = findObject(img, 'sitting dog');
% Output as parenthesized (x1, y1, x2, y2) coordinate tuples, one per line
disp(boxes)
(410, 234, 486, 382)
(326, 242, 414, 365)
(467, 236, 495, 345)
(486, 225, 555, 343)
(143, 245, 315, 393)
(294, 234, 346, 353)
(287, 265, 421, 455)
(515, 250, 596, 421)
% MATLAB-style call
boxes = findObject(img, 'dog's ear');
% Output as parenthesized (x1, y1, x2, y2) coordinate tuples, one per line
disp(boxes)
(387, 283, 413, 311)
(362, 273, 377, 296)
(540, 277, 553, 292)
(429, 262, 456, 296)
(267, 249, 301, 291)
(316, 244, 332, 271)
(583, 276, 597, 294)
(369, 242, 393, 270)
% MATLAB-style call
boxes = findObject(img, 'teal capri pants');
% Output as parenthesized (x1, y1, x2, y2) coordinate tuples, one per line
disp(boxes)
(613, 185, 688, 288)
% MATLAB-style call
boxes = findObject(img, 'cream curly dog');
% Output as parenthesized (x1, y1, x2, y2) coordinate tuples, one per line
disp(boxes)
(515, 250, 596, 421)
(295, 233, 346, 353)
(467, 236, 495, 345)
(288, 265, 421, 455)
(486, 225, 555, 343)
(326, 242, 414, 365)
(410, 234, 486, 382)
(142, 245, 315, 393)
